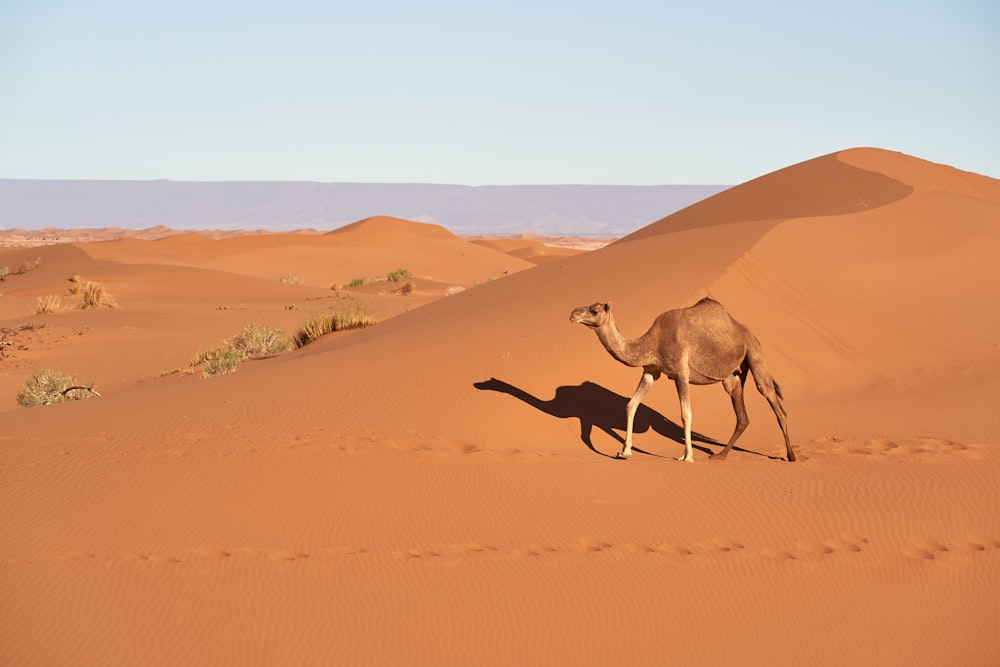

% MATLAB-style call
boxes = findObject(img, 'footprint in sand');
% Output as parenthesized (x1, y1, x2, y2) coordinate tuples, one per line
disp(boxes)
(571, 539, 613, 553)
(323, 546, 368, 556)
(658, 543, 694, 556)
(125, 553, 180, 564)
(517, 543, 558, 557)
(950, 535, 1000, 552)
(269, 549, 309, 562)
(901, 534, 999, 561)
(695, 539, 745, 554)
(393, 547, 439, 561)
(189, 548, 231, 558)
(763, 547, 797, 560)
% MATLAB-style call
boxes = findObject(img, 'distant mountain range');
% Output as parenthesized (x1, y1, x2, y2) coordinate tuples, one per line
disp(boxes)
(0, 180, 730, 236)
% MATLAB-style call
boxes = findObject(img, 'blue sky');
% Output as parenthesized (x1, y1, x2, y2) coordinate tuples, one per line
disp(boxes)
(1, 0, 997, 184)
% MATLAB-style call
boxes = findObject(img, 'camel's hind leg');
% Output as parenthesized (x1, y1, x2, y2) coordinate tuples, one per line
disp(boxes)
(714, 366, 749, 460)
(748, 346, 795, 462)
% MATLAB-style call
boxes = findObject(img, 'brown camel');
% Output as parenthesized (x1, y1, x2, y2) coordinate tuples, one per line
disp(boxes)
(569, 297, 795, 462)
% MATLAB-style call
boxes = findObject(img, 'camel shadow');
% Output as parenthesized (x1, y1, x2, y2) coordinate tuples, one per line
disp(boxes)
(473, 377, 722, 458)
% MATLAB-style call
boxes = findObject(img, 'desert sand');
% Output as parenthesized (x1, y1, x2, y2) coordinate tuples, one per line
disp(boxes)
(1, 148, 998, 665)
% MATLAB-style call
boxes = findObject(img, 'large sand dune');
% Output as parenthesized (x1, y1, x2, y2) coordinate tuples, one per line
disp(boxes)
(2, 148, 998, 665)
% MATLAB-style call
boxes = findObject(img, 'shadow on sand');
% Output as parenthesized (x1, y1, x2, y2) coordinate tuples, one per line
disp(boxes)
(474, 377, 723, 459)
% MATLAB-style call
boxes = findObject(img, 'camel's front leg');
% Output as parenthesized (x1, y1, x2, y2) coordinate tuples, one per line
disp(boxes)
(675, 377, 694, 462)
(620, 371, 656, 458)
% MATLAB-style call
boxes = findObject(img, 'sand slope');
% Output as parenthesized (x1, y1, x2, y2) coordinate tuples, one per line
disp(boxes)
(2, 149, 998, 666)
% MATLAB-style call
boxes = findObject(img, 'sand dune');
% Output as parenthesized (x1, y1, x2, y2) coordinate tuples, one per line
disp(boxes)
(2, 148, 998, 666)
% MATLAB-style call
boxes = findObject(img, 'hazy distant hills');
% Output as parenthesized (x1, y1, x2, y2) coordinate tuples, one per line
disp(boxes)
(0, 180, 729, 236)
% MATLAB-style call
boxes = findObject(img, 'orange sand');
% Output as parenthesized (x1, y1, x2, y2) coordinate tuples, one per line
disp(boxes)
(1, 148, 998, 665)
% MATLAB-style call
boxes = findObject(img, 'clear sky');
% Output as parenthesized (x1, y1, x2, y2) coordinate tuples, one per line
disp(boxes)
(1, 0, 997, 185)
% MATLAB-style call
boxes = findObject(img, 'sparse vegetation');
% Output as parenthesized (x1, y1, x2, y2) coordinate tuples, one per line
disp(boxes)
(191, 324, 295, 377)
(17, 369, 99, 407)
(35, 294, 64, 314)
(294, 304, 376, 347)
(342, 277, 369, 288)
(387, 268, 411, 282)
(1, 257, 41, 281)
(230, 324, 295, 359)
(19, 257, 41, 275)
(398, 280, 416, 296)
(80, 281, 117, 309)
(66, 273, 82, 295)
(202, 348, 241, 377)
(279, 272, 305, 285)
(445, 285, 466, 296)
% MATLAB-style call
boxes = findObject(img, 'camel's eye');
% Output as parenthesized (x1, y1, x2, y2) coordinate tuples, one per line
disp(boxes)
(590, 306, 600, 315)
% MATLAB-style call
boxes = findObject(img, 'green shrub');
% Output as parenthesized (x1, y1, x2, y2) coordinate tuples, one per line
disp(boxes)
(344, 277, 369, 288)
(192, 324, 294, 377)
(295, 304, 376, 347)
(387, 269, 411, 282)
(202, 348, 241, 377)
(17, 369, 98, 407)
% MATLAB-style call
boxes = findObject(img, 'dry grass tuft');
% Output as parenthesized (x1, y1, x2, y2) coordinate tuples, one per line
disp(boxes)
(295, 304, 376, 347)
(80, 281, 117, 308)
(35, 294, 64, 314)
(66, 273, 83, 295)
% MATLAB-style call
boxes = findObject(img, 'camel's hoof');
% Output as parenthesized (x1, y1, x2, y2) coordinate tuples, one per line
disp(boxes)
(615, 451, 632, 460)
(677, 456, 694, 463)
(712, 453, 728, 462)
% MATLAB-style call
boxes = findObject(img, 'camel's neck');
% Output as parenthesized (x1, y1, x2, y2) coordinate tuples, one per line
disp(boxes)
(594, 316, 650, 368)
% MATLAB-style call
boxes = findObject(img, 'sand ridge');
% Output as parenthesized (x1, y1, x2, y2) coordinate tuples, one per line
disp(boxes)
(2, 147, 999, 666)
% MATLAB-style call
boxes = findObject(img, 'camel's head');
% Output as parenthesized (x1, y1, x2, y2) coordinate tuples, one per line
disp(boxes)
(569, 302, 611, 328)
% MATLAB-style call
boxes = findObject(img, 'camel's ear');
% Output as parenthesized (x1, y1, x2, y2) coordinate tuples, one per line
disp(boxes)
(604, 302, 612, 312)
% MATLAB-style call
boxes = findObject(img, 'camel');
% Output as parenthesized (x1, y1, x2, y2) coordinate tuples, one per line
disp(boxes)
(569, 297, 795, 462)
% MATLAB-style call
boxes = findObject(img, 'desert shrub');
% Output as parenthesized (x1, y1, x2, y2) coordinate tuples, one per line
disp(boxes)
(230, 324, 294, 359)
(445, 285, 465, 296)
(18, 257, 41, 275)
(387, 269, 411, 282)
(279, 272, 305, 285)
(17, 369, 98, 407)
(200, 347, 241, 377)
(80, 281, 117, 308)
(192, 324, 294, 377)
(36, 294, 64, 314)
(398, 280, 415, 296)
(295, 304, 376, 347)
(343, 277, 369, 288)
(66, 273, 82, 295)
